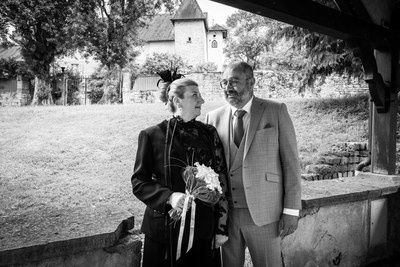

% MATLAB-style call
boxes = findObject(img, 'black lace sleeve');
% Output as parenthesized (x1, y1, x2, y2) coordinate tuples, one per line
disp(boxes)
(208, 125, 229, 236)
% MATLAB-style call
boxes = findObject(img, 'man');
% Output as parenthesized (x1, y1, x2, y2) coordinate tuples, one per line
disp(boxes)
(205, 62, 301, 267)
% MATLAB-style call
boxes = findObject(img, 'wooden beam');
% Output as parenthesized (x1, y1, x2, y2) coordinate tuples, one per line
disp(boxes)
(211, 0, 399, 49)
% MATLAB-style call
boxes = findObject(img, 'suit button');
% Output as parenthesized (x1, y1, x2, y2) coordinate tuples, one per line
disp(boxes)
(232, 187, 235, 191)
(234, 201, 237, 204)
(230, 174, 233, 177)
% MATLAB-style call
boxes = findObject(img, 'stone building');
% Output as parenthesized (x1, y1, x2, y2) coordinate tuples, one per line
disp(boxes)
(137, 0, 228, 70)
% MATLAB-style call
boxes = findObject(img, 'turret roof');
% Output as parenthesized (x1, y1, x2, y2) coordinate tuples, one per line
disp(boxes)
(209, 24, 227, 31)
(171, 0, 207, 21)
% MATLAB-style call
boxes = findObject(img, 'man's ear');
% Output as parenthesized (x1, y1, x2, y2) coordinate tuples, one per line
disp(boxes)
(249, 77, 255, 87)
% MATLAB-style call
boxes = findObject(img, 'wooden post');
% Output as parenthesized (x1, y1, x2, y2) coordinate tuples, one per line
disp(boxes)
(371, 50, 398, 174)
(363, 0, 400, 174)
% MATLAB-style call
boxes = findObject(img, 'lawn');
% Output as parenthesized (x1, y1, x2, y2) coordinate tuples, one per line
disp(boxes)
(0, 95, 369, 247)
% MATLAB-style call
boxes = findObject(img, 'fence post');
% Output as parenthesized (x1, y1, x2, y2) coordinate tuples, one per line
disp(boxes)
(84, 77, 87, 105)
(65, 78, 68, 105)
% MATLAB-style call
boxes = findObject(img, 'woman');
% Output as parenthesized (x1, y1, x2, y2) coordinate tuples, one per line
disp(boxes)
(131, 76, 229, 267)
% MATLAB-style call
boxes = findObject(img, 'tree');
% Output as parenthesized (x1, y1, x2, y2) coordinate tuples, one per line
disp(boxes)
(140, 52, 187, 75)
(224, 1, 363, 94)
(0, 0, 94, 105)
(1, 0, 174, 104)
(271, 23, 363, 94)
(224, 10, 275, 70)
(71, 0, 174, 103)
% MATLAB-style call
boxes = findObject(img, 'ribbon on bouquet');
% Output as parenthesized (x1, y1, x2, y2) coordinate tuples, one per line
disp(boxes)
(176, 192, 196, 260)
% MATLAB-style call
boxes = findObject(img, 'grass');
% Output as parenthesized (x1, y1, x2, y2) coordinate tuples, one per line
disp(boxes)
(0, 95, 370, 264)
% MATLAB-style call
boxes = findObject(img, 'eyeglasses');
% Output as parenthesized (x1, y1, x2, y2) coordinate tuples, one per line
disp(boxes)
(219, 77, 252, 89)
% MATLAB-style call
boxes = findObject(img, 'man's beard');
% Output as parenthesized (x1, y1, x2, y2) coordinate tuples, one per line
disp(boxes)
(224, 90, 245, 106)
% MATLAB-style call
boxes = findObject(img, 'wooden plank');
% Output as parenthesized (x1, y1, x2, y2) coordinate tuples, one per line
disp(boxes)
(211, 0, 399, 49)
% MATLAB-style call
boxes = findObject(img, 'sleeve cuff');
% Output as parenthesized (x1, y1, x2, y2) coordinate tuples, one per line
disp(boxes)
(283, 208, 299, 217)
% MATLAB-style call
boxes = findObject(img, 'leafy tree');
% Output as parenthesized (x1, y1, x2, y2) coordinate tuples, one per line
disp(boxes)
(71, 0, 174, 103)
(0, 57, 33, 80)
(224, 2, 363, 94)
(271, 23, 363, 93)
(0, 0, 93, 105)
(224, 10, 274, 70)
(140, 52, 187, 75)
(1, 0, 174, 104)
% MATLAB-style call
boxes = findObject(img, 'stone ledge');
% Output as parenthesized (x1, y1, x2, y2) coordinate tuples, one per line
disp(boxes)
(0, 205, 134, 266)
(302, 172, 400, 210)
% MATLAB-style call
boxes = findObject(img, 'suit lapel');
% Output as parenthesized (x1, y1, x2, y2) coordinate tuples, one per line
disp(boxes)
(217, 105, 231, 168)
(244, 97, 265, 158)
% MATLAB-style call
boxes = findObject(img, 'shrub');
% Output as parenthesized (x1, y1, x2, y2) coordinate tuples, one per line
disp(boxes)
(193, 62, 218, 72)
(140, 53, 188, 74)
(87, 66, 121, 104)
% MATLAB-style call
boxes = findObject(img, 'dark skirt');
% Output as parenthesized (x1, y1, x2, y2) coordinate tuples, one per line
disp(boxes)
(142, 235, 222, 267)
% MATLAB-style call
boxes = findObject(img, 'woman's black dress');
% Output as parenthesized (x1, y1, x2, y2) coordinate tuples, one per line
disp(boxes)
(131, 116, 229, 267)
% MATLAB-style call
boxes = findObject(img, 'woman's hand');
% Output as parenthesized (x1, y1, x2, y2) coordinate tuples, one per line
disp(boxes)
(215, 234, 228, 248)
(169, 192, 186, 211)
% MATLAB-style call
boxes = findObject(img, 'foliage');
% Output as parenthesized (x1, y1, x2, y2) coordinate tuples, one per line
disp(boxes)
(224, 1, 364, 94)
(271, 23, 364, 93)
(0, 0, 91, 80)
(50, 69, 81, 105)
(87, 66, 121, 104)
(193, 62, 218, 72)
(224, 10, 275, 70)
(71, 0, 173, 70)
(0, 57, 33, 79)
(140, 53, 187, 74)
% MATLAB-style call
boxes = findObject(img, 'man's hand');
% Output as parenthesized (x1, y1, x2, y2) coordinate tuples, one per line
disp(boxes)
(215, 234, 228, 248)
(279, 214, 298, 238)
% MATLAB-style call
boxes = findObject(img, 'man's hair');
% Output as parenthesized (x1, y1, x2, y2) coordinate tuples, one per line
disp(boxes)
(225, 62, 254, 78)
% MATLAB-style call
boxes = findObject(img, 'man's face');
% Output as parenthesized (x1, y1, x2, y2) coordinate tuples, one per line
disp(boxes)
(220, 68, 254, 109)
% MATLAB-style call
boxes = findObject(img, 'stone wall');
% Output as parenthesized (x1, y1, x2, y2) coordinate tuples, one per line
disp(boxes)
(283, 173, 400, 266)
(124, 70, 369, 104)
(302, 142, 370, 181)
(0, 216, 142, 267)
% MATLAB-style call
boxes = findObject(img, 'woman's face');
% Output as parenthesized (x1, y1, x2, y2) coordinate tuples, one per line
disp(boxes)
(178, 85, 205, 120)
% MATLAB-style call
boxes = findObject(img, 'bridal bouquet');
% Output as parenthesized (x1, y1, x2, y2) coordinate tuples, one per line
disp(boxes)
(169, 162, 222, 260)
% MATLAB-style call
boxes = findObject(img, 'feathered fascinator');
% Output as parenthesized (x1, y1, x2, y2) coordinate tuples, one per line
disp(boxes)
(156, 67, 184, 88)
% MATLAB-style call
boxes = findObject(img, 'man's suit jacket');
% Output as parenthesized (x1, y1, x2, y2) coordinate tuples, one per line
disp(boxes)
(205, 97, 301, 226)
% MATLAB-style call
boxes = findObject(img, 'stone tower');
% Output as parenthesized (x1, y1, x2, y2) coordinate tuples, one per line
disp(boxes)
(171, 0, 208, 68)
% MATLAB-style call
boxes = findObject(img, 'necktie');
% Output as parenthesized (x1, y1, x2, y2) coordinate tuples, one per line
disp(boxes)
(233, 110, 246, 147)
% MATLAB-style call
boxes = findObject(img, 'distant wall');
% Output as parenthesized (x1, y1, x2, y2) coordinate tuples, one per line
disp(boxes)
(0, 76, 31, 106)
(124, 71, 368, 104)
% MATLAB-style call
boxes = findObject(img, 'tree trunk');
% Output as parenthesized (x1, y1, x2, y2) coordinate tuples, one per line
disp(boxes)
(30, 76, 40, 105)
(30, 76, 54, 105)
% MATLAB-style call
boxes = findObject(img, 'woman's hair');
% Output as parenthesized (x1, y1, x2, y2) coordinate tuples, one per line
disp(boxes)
(159, 78, 198, 113)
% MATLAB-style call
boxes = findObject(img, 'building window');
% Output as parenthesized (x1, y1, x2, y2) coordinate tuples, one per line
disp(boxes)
(187, 37, 192, 43)
(211, 40, 218, 48)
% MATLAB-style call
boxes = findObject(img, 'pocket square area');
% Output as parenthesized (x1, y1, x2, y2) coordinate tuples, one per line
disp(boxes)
(263, 123, 273, 129)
